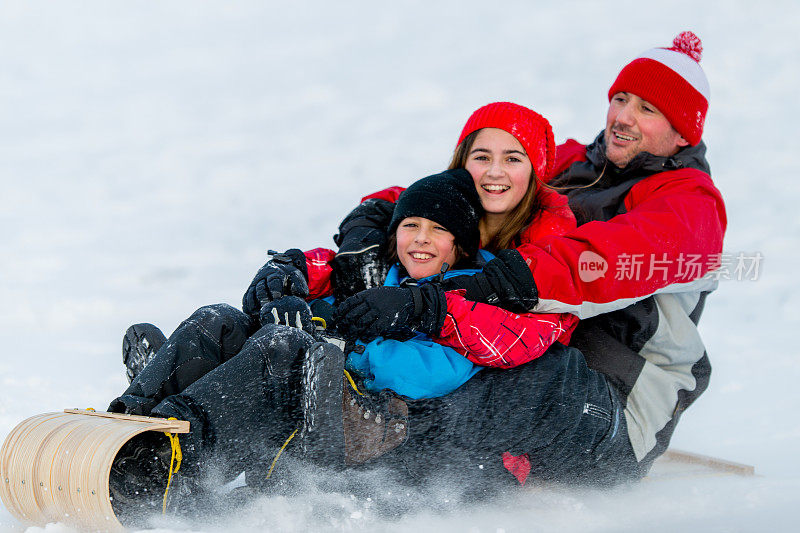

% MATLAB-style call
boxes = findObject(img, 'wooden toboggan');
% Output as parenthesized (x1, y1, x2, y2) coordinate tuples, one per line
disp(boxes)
(0, 409, 188, 532)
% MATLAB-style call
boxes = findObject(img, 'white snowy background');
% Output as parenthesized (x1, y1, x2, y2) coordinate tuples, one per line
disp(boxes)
(1, 0, 798, 531)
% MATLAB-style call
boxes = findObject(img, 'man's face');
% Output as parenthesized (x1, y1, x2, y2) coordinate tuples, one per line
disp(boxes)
(604, 92, 689, 168)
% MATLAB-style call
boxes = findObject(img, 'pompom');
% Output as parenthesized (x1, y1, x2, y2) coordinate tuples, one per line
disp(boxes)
(671, 31, 702, 62)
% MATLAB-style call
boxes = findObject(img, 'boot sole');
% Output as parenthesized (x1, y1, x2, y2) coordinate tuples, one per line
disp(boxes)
(123, 323, 167, 383)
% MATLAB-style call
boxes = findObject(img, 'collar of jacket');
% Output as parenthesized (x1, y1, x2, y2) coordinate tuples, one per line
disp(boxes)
(583, 131, 710, 185)
(389, 249, 495, 288)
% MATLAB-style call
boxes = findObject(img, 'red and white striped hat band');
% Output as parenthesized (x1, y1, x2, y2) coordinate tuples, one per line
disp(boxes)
(608, 31, 710, 146)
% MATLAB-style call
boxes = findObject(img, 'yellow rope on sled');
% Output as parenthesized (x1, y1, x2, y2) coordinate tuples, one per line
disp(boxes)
(266, 428, 299, 480)
(343, 369, 363, 396)
(162, 418, 183, 514)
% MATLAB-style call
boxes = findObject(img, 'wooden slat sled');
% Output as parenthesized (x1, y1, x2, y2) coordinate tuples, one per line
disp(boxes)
(0, 409, 189, 532)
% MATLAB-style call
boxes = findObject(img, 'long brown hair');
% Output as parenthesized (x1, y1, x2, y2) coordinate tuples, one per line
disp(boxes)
(448, 130, 544, 252)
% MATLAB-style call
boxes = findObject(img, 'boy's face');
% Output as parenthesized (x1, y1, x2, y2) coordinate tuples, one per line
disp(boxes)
(396, 216, 459, 280)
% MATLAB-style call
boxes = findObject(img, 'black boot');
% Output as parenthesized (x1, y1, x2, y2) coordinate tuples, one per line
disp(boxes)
(110, 305, 253, 415)
(123, 323, 167, 383)
(149, 323, 315, 488)
(301, 341, 408, 467)
(300, 342, 345, 466)
(109, 431, 172, 527)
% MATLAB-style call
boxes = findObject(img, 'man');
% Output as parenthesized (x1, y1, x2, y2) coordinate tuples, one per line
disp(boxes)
(247, 31, 726, 486)
(525, 31, 726, 471)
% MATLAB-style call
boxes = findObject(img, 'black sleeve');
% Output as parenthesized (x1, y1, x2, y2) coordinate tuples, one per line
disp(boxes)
(330, 198, 395, 301)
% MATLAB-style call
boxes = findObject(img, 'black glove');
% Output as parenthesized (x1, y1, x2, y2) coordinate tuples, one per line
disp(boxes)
(259, 295, 315, 335)
(333, 284, 446, 342)
(330, 198, 395, 302)
(309, 299, 337, 328)
(442, 249, 538, 313)
(242, 249, 309, 318)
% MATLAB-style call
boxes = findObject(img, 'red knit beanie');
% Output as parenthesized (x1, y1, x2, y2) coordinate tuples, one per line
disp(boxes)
(457, 102, 555, 180)
(608, 31, 710, 146)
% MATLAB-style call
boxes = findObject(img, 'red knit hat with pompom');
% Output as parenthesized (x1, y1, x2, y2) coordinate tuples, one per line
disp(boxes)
(608, 31, 710, 146)
(457, 102, 555, 180)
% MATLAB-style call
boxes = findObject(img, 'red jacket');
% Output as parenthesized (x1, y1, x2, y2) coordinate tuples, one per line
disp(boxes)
(441, 291, 577, 368)
(526, 139, 727, 317)
(302, 187, 579, 369)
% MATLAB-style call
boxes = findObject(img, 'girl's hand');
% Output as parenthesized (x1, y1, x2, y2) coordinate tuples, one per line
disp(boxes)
(334, 285, 446, 341)
(442, 249, 538, 313)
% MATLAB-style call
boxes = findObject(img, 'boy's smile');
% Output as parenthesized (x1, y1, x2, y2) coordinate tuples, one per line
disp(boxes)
(396, 216, 458, 279)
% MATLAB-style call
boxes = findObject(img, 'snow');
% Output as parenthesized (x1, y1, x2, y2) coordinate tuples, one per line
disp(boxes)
(1, 0, 798, 531)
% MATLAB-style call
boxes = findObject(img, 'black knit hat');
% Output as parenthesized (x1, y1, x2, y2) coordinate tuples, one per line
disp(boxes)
(388, 168, 484, 258)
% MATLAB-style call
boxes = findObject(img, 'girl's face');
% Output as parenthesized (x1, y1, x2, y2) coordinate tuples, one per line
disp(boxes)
(396, 216, 459, 280)
(464, 128, 533, 217)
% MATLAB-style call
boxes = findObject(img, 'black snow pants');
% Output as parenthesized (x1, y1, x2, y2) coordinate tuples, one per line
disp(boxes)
(108, 303, 315, 482)
(110, 305, 641, 492)
(372, 342, 643, 491)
